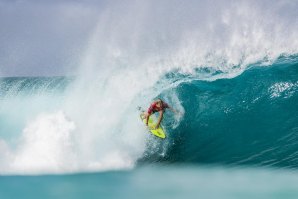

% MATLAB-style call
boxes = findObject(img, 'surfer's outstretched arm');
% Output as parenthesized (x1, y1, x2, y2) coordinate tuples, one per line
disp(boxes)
(168, 106, 179, 114)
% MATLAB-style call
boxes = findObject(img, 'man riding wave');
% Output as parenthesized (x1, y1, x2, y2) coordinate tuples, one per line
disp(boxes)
(142, 98, 178, 129)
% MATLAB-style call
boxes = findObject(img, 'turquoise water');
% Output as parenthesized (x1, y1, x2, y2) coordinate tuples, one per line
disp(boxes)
(1, 166, 298, 199)
(152, 56, 298, 168)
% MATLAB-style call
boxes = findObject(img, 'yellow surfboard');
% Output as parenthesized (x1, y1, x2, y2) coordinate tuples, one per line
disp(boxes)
(140, 113, 166, 139)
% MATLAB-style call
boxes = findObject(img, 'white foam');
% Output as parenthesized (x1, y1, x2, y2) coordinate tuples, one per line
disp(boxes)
(76, 0, 298, 80)
(0, 109, 148, 175)
(269, 81, 298, 99)
(0, 111, 75, 174)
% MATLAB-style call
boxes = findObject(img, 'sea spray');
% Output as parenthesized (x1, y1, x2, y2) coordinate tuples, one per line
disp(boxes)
(11, 111, 76, 174)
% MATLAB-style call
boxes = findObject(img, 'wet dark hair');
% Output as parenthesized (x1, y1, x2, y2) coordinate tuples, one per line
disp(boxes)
(156, 98, 163, 103)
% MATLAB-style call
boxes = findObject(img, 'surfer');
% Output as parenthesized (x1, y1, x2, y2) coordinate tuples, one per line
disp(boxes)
(143, 99, 178, 129)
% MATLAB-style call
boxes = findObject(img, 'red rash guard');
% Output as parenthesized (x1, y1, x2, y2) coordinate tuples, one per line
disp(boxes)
(147, 101, 169, 114)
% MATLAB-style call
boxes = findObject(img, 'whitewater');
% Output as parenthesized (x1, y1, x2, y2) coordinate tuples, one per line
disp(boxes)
(0, 0, 298, 198)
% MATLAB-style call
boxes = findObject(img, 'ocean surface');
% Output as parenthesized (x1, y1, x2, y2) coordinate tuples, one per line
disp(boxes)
(1, 0, 298, 198)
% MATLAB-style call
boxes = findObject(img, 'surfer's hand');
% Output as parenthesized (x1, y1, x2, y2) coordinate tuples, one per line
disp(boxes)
(176, 111, 182, 116)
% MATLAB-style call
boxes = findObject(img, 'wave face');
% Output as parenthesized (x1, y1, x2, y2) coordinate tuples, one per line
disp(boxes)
(148, 56, 298, 168)
(0, 0, 298, 175)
